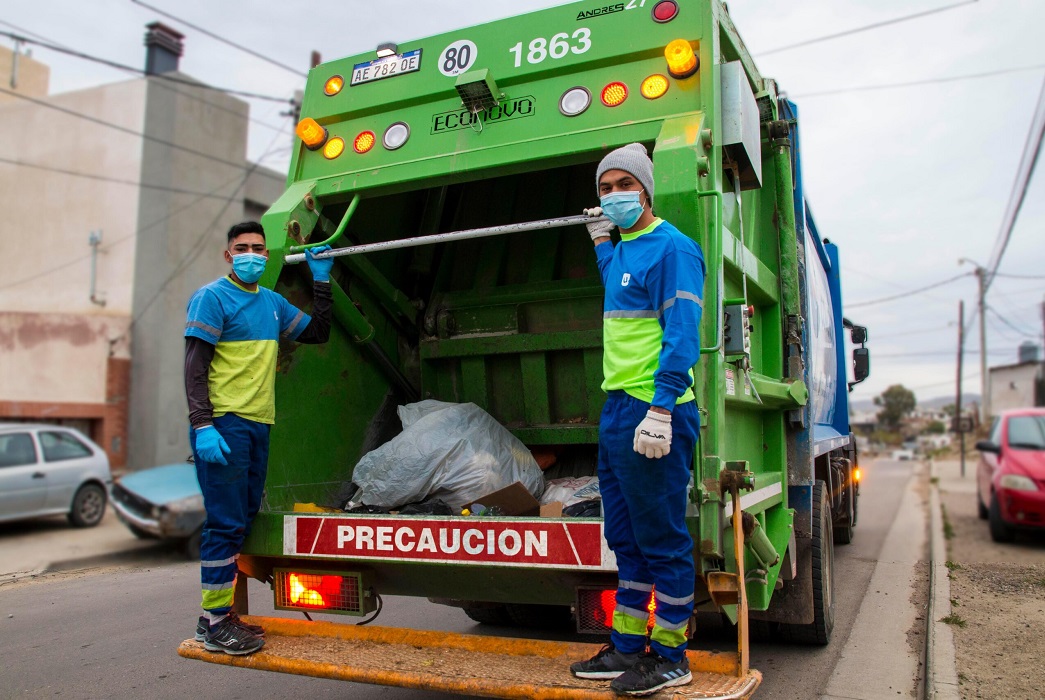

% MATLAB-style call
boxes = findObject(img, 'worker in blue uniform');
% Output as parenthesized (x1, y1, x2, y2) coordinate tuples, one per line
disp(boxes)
(569, 143, 706, 696)
(184, 222, 333, 655)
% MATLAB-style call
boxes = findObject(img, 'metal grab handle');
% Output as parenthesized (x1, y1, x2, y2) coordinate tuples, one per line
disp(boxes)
(287, 194, 361, 255)
(698, 189, 724, 354)
(284, 214, 608, 264)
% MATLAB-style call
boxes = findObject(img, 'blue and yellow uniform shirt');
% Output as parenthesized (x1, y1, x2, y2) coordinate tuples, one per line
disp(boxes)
(596, 218, 706, 409)
(184, 276, 311, 424)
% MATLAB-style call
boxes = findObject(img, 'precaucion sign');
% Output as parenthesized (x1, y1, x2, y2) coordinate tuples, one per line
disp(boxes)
(285, 515, 616, 570)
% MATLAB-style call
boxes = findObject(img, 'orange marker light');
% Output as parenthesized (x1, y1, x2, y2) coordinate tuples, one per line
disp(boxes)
(353, 130, 376, 153)
(601, 82, 628, 107)
(324, 75, 345, 96)
(641, 74, 670, 99)
(295, 117, 327, 150)
(665, 39, 698, 79)
(854, 467, 862, 482)
(323, 137, 345, 160)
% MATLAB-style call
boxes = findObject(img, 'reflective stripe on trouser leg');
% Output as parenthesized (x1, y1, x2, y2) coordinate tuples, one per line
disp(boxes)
(191, 413, 270, 613)
(598, 392, 699, 662)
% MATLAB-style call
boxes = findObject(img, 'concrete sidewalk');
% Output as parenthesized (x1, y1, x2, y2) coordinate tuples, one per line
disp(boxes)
(0, 508, 175, 582)
(821, 461, 930, 700)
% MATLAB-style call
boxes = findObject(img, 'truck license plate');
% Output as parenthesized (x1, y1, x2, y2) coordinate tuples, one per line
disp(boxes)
(351, 49, 422, 86)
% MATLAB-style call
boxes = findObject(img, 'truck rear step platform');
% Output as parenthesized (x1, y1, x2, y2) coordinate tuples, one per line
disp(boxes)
(178, 616, 761, 699)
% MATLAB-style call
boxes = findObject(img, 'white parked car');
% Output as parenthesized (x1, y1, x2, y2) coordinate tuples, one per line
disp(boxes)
(0, 424, 112, 527)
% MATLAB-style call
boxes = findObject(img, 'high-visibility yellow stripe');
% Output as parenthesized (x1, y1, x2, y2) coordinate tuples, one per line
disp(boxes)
(202, 588, 235, 610)
(612, 609, 649, 637)
(650, 622, 688, 648)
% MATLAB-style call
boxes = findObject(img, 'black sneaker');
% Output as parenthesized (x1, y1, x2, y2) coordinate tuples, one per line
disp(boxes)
(203, 616, 265, 655)
(610, 651, 691, 696)
(195, 612, 264, 642)
(570, 643, 643, 679)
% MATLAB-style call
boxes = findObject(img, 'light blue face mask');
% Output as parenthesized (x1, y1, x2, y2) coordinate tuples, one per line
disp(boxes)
(231, 252, 267, 284)
(600, 190, 646, 229)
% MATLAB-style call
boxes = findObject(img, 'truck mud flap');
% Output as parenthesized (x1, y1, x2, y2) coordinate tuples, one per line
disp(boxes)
(178, 616, 762, 699)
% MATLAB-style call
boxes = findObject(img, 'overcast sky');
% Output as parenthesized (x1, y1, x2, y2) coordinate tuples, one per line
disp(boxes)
(3, 0, 1043, 405)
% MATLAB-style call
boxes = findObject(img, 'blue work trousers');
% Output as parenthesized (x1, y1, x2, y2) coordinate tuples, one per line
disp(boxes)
(190, 413, 270, 613)
(599, 391, 699, 662)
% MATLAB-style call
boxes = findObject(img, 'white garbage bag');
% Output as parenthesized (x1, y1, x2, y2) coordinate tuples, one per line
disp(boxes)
(350, 400, 545, 510)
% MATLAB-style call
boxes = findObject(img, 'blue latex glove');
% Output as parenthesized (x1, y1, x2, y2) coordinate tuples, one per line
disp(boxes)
(305, 245, 334, 283)
(194, 426, 231, 466)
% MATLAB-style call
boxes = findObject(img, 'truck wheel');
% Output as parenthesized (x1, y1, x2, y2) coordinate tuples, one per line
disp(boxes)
(777, 481, 835, 645)
(505, 603, 573, 630)
(68, 483, 107, 528)
(834, 468, 855, 546)
(988, 492, 1016, 543)
(462, 604, 512, 626)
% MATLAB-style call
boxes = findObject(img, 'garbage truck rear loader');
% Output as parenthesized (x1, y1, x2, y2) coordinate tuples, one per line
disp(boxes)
(179, 1, 870, 696)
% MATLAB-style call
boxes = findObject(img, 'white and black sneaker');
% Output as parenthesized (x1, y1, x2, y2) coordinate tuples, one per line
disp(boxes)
(569, 643, 643, 679)
(196, 613, 264, 641)
(203, 616, 265, 655)
(610, 651, 691, 695)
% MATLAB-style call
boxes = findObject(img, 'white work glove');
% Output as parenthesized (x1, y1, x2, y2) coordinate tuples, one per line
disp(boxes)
(583, 207, 614, 242)
(633, 410, 672, 459)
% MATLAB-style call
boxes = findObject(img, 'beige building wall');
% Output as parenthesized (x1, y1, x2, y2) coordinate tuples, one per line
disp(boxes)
(0, 79, 147, 315)
(0, 45, 50, 102)
(990, 362, 1044, 414)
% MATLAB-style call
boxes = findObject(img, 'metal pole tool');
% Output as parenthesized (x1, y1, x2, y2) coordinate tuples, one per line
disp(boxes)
(283, 214, 608, 264)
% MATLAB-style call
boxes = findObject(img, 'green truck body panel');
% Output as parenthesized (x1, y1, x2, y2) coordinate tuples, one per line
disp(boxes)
(240, 0, 861, 635)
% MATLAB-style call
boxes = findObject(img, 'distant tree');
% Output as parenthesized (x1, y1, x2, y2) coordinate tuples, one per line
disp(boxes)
(925, 420, 946, 435)
(874, 384, 917, 431)
(941, 404, 956, 417)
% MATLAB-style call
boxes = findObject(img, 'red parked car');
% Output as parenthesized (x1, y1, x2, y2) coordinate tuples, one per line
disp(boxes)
(976, 408, 1045, 542)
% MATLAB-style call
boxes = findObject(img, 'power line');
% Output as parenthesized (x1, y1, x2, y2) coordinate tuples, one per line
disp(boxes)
(0, 86, 283, 180)
(993, 271, 1045, 280)
(130, 124, 291, 324)
(0, 154, 286, 200)
(0, 169, 250, 293)
(847, 272, 972, 309)
(984, 73, 1045, 292)
(0, 25, 289, 133)
(759, 0, 978, 56)
(0, 30, 290, 103)
(791, 63, 1045, 99)
(988, 305, 1038, 337)
(130, 0, 307, 78)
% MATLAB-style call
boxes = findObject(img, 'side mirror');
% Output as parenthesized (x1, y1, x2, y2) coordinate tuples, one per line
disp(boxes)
(975, 440, 1000, 454)
(852, 347, 870, 383)
(850, 325, 868, 345)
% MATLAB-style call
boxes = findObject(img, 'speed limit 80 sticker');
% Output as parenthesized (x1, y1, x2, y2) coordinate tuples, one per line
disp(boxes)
(438, 39, 478, 77)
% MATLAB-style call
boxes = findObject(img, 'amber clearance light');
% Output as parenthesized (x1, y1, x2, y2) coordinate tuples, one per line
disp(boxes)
(324, 75, 345, 96)
(323, 137, 345, 160)
(665, 39, 699, 79)
(353, 130, 376, 154)
(641, 74, 669, 99)
(601, 82, 629, 107)
(295, 117, 328, 150)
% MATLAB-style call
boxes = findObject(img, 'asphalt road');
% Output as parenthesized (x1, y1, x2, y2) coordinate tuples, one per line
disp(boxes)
(0, 458, 918, 699)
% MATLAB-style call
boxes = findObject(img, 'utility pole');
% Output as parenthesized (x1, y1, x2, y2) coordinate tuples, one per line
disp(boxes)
(975, 267, 990, 421)
(956, 300, 965, 477)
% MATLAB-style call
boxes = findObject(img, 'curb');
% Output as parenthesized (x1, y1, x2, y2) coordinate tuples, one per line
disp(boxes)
(925, 462, 960, 699)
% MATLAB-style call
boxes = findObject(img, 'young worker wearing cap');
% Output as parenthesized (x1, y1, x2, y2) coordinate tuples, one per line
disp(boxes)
(184, 222, 334, 655)
(569, 143, 706, 695)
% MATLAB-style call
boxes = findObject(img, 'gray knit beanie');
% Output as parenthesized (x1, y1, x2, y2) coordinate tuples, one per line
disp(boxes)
(596, 143, 654, 198)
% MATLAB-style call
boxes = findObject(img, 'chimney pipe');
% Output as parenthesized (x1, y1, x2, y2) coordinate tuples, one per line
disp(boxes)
(144, 22, 184, 75)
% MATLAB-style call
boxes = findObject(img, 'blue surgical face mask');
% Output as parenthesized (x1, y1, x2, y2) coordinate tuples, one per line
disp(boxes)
(231, 252, 267, 284)
(600, 190, 646, 229)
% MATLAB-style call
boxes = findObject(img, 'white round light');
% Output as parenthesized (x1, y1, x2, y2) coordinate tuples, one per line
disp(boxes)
(383, 122, 410, 150)
(559, 87, 591, 117)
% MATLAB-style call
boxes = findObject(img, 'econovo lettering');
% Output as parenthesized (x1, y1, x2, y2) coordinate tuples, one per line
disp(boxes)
(336, 524, 548, 558)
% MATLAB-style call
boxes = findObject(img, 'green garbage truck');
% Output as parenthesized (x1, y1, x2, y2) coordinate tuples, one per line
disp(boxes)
(179, 1, 871, 697)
